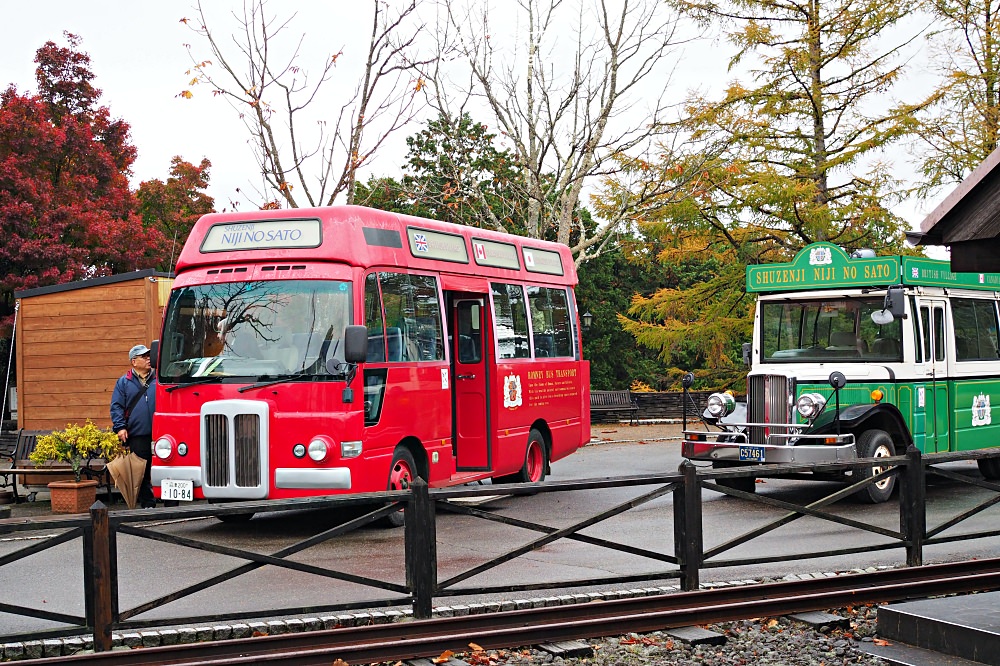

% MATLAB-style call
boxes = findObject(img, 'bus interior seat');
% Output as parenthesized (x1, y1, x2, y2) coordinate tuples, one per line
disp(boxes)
(828, 331, 859, 349)
(873, 337, 900, 357)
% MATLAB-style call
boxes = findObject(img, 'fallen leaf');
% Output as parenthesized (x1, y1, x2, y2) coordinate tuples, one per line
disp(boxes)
(767, 619, 779, 628)
(432, 650, 455, 664)
(332, 661, 350, 666)
(469, 643, 484, 652)
(873, 639, 892, 646)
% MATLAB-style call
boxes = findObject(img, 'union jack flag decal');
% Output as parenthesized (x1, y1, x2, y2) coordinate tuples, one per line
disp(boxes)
(414, 233, 429, 252)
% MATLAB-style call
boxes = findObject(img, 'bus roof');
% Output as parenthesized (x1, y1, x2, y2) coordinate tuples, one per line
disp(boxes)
(746, 242, 1000, 294)
(175, 205, 578, 285)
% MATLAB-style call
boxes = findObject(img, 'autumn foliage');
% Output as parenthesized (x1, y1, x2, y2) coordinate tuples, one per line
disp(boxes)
(0, 33, 213, 336)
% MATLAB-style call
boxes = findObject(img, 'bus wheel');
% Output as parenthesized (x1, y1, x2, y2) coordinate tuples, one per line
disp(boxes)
(978, 457, 1000, 480)
(494, 429, 547, 484)
(385, 448, 417, 528)
(712, 461, 756, 494)
(853, 429, 896, 504)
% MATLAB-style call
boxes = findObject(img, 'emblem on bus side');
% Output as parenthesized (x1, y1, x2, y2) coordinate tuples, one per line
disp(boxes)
(809, 247, 832, 265)
(972, 393, 992, 427)
(503, 373, 523, 409)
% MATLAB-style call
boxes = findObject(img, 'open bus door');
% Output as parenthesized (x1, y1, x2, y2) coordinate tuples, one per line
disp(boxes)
(451, 296, 491, 470)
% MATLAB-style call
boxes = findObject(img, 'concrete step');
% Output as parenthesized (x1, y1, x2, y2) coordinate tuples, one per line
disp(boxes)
(858, 639, 989, 666)
(874, 592, 1000, 664)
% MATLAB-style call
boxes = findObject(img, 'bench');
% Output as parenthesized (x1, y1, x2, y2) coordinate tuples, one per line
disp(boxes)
(0, 429, 113, 503)
(590, 390, 639, 424)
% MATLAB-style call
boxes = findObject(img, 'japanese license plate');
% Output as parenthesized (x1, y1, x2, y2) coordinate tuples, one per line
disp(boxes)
(161, 479, 193, 502)
(738, 445, 766, 462)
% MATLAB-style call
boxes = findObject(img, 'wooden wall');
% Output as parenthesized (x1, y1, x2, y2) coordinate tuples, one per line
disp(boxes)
(15, 275, 172, 432)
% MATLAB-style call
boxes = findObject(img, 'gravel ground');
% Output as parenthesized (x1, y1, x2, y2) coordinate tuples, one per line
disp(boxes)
(424, 605, 888, 666)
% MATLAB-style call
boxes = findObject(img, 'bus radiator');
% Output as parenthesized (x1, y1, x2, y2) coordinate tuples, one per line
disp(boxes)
(747, 375, 793, 445)
(200, 400, 269, 498)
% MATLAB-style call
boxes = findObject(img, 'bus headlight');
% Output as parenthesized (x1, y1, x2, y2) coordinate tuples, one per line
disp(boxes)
(154, 436, 175, 460)
(706, 392, 736, 418)
(796, 393, 827, 419)
(341, 440, 363, 459)
(307, 438, 330, 462)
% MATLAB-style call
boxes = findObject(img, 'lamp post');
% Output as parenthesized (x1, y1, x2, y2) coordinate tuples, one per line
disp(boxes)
(581, 311, 593, 330)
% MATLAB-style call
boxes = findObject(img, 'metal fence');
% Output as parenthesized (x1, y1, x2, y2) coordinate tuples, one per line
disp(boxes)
(1, 445, 999, 652)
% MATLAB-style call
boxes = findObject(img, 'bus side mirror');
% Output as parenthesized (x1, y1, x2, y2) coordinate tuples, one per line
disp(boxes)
(150, 340, 159, 370)
(872, 286, 906, 325)
(887, 286, 906, 318)
(742, 342, 752, 366)
(343, 325, 368, 363)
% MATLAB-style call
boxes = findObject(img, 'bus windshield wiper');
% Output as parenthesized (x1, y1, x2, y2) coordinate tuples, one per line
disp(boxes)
(164, 376, 223, 393)
(238, 374, 307, 393)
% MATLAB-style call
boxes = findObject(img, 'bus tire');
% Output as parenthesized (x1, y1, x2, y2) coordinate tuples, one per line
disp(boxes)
(495, 429, 547, 484)
(978, 456, 1000, 480)
(853, 429, 896, 504)
(712, 461, 756, 494)
(385, 447, 418, 528)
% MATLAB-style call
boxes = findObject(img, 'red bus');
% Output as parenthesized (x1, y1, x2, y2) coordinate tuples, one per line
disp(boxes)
(150, 206, 591, 519)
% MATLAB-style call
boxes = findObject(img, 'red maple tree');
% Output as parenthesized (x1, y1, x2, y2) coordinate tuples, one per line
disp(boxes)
(0, 33, 168, 335)
(136, 156, 215, 272)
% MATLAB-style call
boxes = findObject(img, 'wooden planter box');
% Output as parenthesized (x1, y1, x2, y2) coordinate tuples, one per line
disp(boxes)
(15, 460, 75, 487)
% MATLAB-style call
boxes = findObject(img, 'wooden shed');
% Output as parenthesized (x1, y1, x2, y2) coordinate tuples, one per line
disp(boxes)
(14, 270, 173, 432)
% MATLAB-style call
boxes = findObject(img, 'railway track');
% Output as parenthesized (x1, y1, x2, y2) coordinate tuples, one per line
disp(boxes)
(26, 557, 1000, 666)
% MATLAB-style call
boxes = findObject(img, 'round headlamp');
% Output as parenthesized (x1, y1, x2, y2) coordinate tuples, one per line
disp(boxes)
(154, 436, 175, 460)
(706, 392, 736, 418)
(796, 392, 827, 419)
(307, 438, 330, 462)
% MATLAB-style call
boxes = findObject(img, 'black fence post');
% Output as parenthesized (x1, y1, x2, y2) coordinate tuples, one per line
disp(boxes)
(673, 460, 703, 591)
(405, 478, 436, 619)
(85, 501, 113, 652)
(900, 445, 926, 567)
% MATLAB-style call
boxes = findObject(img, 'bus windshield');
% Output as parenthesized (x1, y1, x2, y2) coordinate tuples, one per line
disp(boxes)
(160, 280, 353, 382)
(760, 297, 903, 363)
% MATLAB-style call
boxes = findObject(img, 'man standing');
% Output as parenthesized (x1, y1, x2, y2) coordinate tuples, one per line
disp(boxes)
(110, 344, 157, 508)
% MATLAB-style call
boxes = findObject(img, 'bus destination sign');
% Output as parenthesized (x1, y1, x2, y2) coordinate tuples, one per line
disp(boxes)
(746, 243, 899, 293)
(201, 219, 322, 253)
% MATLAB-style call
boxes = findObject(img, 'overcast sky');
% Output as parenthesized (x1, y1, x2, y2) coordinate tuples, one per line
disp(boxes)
(4, 1, 948, 254)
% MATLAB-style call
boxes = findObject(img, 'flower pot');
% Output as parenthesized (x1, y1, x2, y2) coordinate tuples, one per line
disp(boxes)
(48, 480, 98, 514)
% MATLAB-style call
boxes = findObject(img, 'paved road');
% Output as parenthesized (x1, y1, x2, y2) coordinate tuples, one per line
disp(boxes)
(2, 422, 998, 636)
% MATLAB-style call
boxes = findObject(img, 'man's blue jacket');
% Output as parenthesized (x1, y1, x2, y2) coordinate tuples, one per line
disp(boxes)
(110, 370, 156, 437)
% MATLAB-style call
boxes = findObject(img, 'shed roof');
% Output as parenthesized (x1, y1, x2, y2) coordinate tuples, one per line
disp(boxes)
(913, 146, 1000, 272)
(14, 269, 172, 299)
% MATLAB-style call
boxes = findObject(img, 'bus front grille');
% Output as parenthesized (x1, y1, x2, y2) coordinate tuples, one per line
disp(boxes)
(747, 375, 792, 445)
(234, 414, 260, 487)
(205, 414, 230, 487)
(201, 401, 268, 498)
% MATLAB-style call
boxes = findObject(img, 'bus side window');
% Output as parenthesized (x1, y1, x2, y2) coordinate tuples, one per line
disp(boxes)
(911, 296, 922, 363)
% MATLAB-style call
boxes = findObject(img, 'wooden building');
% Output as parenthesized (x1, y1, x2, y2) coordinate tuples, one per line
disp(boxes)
(912, 146, 1000, 272)
(14, 270, 173, 432)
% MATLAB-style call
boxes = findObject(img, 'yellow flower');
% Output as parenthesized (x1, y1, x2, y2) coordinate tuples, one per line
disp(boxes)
(30, 420, 125, 482)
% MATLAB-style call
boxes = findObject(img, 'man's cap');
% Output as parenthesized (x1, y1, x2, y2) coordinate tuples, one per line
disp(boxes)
(129, 344, 151, 360)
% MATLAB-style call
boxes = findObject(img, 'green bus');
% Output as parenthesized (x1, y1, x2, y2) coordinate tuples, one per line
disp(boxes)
(682, 242, 1000, 502)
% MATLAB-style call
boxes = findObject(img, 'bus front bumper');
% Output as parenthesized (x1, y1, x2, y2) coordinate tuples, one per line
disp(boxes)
(151, 466, 353, 492)
(682, 431, 858, 465)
